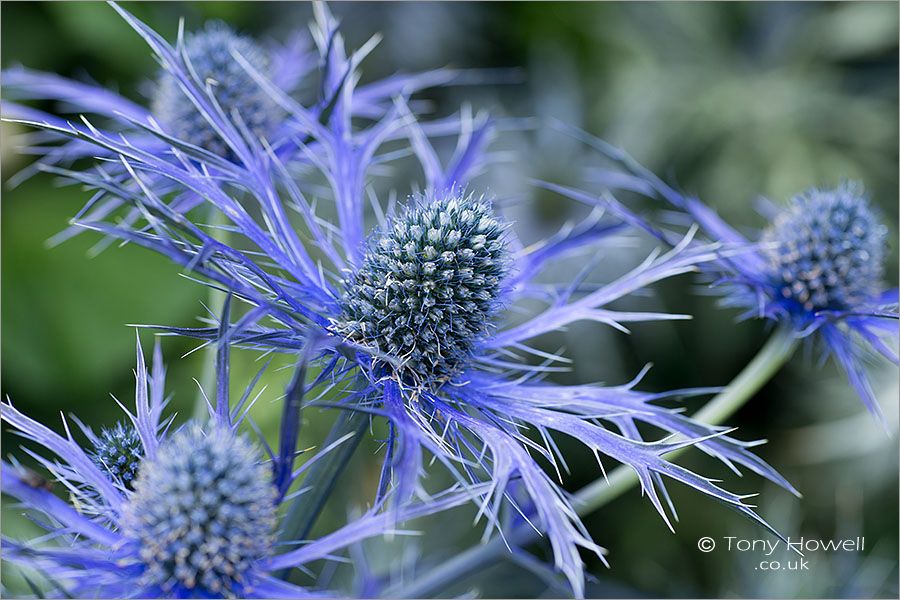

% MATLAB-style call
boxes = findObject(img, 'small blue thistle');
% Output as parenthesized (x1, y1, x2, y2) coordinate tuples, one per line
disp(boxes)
(761, 183, 886, 313)
(2, 339, 475, 598)
(152, 21, 281, 158)
(90, 421, 144, 489)
(124, 424, 277, 596)
(335, 190, 508, 387)
(562, 123, 899, 424)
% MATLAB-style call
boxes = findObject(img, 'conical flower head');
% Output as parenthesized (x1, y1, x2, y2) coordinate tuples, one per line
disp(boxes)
(90, 421, 143, 489)
(762, 182, 887, 312)
(336, 190, 509, 388)
(152, 22, 280, 158)
(123, 424, 277, 596)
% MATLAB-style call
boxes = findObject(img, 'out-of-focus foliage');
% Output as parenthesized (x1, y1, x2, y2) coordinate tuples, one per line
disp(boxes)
(2, 2, 896, 598)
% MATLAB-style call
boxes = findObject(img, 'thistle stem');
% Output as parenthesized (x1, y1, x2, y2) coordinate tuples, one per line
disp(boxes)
(193, 205, 230, 420)
(394, 325, 797, 598)
(276, 407, 369, 580)
(571, 324, 796, 515)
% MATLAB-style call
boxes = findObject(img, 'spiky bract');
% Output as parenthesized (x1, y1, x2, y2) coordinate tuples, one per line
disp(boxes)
(335, 190, 508, 387)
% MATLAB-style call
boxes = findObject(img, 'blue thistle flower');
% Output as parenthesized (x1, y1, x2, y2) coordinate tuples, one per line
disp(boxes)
(124, 424, 278, 596)
(152, 22, 281, 159)
(3, 6, 799, 597)
(1, 1, 468, 246)
(90, 422, 144, 489)
(1, 338, 478, 599)
(2, 10, 313, 183)
(335, 190, 509, 386)
(761, 183, 886, 313)
(28, 114, 800, 594)
(553, 123, 899, 426)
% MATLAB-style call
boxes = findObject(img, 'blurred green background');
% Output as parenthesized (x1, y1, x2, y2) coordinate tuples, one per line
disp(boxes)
(2, 2, 898, 598)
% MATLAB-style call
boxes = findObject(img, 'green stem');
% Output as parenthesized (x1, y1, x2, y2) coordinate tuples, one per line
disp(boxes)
(193, 206, 229, 421)
(573, 324, 797, 515)
(276, 407, 369, 579)
(395, 326, 797, 598)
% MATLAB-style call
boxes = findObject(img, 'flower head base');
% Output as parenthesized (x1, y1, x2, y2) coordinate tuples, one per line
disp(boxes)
(152, 22, 280, 158)
(90, 422, 143, 489)
(123, 424, 277, 596)
(335, 190, 509, 388)
(762, 182, 886, 312)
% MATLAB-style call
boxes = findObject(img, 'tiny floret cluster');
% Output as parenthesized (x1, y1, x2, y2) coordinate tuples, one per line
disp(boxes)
(761, 182, 886, 312)
(123, 424, 277, 596)
(152, 22, 280, 158)
(90, 422, 144, 489)
(335, 190, 508, 387)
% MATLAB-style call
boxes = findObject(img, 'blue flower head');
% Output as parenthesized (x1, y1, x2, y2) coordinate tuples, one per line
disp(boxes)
(335, 189, 509, 387)
(761, 182, 886, 314)
(554, 123, 899, 425)
(2, 0, 469, 231)
(124, 424, 277, 596)
(2, 339, 476, 598)
(91, 421, 144, 489)
(152, 21, 281, 158)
